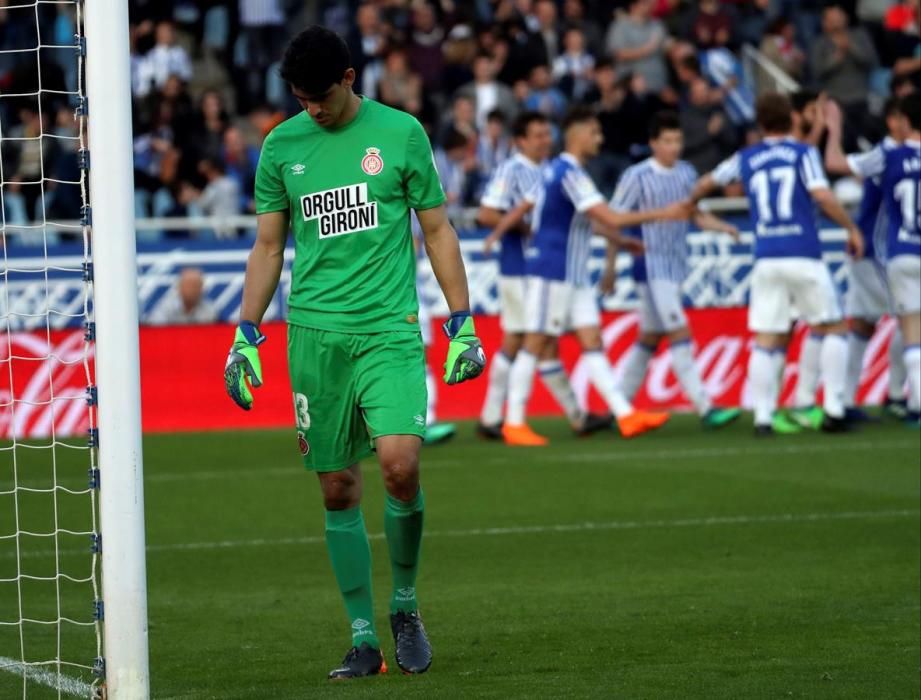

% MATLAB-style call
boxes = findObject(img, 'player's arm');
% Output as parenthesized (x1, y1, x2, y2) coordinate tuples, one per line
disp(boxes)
(600, 238, 618, 296)
(693, 210, 739, 240)
(416, 204, 486, 384)
(691, 152, 740, 203)
(485, 199, 534, 253)
(822, 99, 854, 175)
(225, 210, 288, 410)
(585, 201, 692, 231)
(811, 188, 864, 258)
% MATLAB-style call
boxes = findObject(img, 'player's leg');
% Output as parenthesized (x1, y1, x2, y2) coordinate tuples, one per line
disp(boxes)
(886, 325, 909, 417)
(479, 275, 527, 437)
(887, 255, 921, 425)
(618, 283, 662, 400)
(794, 260, 851, 431)
(537, 287, 614, 435)
(355, 331, 432, 673)
(287, 325, 383, 679)
(842, 258, 889, 420)
(748, 260, 800, 435)
(573, 319, 669, 439)
(503, 277, 565, 445)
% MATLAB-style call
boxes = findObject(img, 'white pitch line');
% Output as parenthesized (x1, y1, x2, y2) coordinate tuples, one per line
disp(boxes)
(0, 657, 93, 697)
(143, 508, 919, 553)
(139, 439, 920, 483)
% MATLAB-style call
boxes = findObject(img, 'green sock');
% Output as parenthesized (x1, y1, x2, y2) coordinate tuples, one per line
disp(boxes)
(324, 506, 379, 649)
(384, 488, 425, 614)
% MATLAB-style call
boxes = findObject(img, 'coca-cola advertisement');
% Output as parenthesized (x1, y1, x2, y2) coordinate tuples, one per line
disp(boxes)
(0, 311, 898, 439)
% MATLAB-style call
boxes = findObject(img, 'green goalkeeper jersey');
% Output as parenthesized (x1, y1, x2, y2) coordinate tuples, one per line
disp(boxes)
(255, 98, 446, 333)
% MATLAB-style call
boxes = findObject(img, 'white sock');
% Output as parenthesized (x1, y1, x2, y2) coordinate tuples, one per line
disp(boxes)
(749, 346, 778, 426)
(480, 351, 512, 426)
(538, 360, 583, 423)
(669, 340, 711, 415)
(618, 342, 654, 401)
(889, 328, 906, 401)
(425, 365, 437, 425)
(844, 332, 871, 408)
(794, 333, 822, 408)
(772, 348, 787, 383)
(506, 350, 538, 425)
(905, 345, 921, 413)
(820, 333, 848, 419)
(583, 350, 633, 418)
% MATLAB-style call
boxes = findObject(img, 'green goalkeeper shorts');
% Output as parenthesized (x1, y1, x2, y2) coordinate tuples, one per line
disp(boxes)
(287, 324, 428, 472)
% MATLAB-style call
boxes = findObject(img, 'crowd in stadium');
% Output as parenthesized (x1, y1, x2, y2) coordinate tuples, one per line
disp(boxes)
(0, 0, 918, 240)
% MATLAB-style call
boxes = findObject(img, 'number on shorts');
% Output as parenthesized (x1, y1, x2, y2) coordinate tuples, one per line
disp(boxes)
(750, 166, 795, 223)
(293, 393, 310, 430)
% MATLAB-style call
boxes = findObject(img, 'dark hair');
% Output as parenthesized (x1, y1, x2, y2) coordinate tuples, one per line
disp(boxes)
(594, 57, 615, 71)
(511, 111, 548, 138)
(280, 26, 351, 95)
(791, 89, 819, 114)
(680, 55, 700, 76)
(442, 127, 469, 151)
(884, 96, 902, 119)
(766, 15, 791, 36)
(756, 92, 793, 133)
(649, 110, 681, 139)
(562, 105, 597, 132)
(900, 92, 921, 130)
(486, 109, 507, 124)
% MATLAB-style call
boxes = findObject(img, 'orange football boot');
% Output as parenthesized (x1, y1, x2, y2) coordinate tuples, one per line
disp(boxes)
(501, 423, 549, 446)
(616, 410, 670, 438)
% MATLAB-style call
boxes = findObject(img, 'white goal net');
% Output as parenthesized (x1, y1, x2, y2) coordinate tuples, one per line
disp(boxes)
(1, 1, 148, 697)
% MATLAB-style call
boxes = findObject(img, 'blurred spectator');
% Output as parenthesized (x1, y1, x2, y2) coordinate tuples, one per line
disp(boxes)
(236, 0, 286, 112)
(438, 95, 478, 146)
(607, 0, 672, 96)
(884, 0, 919, 32)
(349, 2, 387, 96)
(434, 128, 476, 221)
(758, 16, 807, 92)
(456, 52, 519, 129)
(688, 0, 734, 50)
(441, 25, 477, 97)
(680, 77, 736, 173)
(810, 4, 879, 104)
(553, 26, 596, 101)
(408, 2, 444, 95)
(700, 47, 756, 130)
(146, 267, 218, 325)
(191, 90, 229, 164)
(222, 127, 259, 214)
(532, 0, 560, 64)
(188, 157, 242, 238)
(134, 21, 192, 99)
(475, 109, 512, 196)
(562, 0, 605, 57)
(522, 64, 568, 121)
(379, 46, 423, 117)
(810, 3, 879, 148)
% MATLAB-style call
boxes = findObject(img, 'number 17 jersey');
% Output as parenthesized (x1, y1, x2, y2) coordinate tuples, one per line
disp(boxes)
(712, 137, 829, 260)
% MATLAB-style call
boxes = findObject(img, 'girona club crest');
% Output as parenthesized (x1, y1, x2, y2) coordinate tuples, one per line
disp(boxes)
(361, 147, 383, 176)
(297, 431, 310, 456)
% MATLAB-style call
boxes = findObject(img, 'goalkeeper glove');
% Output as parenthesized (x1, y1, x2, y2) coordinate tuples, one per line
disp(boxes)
(442, 312, 486, 385)
(224, 321, 265, 410)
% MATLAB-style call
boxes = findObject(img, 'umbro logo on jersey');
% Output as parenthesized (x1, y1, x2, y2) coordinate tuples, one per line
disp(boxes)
(291, 163, 305, 175)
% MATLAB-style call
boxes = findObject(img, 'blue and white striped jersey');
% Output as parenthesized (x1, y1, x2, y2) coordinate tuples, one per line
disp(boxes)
(848, 138, 921, 260)
(610, 158, 698, 283)
(713, 137, 829, 259)
(480, 153, 544, 277)
(853, 137, 899, 263)
(525, 153, 604, 287)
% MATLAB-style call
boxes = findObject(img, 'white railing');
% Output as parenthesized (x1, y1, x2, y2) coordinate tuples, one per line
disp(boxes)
(742, 43, 801, 95)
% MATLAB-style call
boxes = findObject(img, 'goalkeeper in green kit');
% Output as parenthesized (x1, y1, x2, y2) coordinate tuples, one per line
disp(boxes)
(223, 26, 484, 679)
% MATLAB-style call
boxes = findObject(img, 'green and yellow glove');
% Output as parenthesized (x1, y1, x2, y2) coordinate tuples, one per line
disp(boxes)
(442, 312, 486, 385)
(224, 321, 265, 410)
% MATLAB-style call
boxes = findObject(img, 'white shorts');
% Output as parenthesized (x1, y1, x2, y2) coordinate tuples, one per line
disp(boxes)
(524, 276, 599, 336)
(748, 258, 843, 333)
(845, 258, 891, 320)
(637, 280, 688, 334)
(498, 275, 528, 334)
(417, 289, 432, 347)
(887, 255, 921, 316)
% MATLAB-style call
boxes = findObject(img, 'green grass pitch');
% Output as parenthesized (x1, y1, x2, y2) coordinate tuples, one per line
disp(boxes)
(1, 415, 919, 699)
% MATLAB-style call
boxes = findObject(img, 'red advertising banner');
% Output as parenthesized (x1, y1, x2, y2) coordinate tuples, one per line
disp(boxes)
(1, 310, 899, 439)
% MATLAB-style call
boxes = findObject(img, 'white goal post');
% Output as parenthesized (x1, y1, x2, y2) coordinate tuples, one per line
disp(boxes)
(84, 0, 150, 697)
